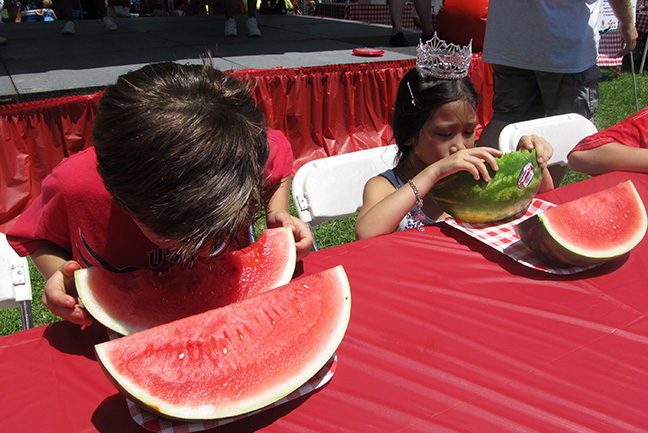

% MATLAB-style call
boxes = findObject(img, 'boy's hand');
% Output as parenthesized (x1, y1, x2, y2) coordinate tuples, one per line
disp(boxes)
(517, 134, 554, 169)
(42, 261, 93, 327)
(266, 212, 314, 260)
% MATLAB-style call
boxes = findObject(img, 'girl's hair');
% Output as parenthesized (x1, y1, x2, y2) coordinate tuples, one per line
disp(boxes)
(392, 68, 479, 162)
(93, 61, 269, 261)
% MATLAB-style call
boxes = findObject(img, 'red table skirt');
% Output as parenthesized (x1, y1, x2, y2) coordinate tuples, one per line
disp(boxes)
(0, 57, 493, 232)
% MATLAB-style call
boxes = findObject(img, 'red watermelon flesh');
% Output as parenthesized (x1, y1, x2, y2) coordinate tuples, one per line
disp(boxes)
(95, 266, 351, 421)
(516, 180, 647, 265)
(76, 227, 296, 335)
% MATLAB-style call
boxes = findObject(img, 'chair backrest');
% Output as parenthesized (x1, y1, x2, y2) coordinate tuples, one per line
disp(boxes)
(292, 144, 398, 233)
(498, 113, 598, 167)
(0, 233, 33, 330)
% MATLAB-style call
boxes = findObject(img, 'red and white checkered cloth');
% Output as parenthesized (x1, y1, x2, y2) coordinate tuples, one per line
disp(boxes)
(598, 28, 624, 73)
(444, 198, 598, 275)
(598, 10, 648, 74)
(127, 355, 338, 432)
(637, 11, 648, 34)
(315, 3, 419, 29)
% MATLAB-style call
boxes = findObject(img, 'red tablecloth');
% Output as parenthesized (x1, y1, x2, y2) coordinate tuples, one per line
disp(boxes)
(2, 171, 648, 432)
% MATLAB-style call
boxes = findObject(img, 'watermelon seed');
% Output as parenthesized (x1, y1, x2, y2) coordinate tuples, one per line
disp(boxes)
(223, 347, 228, 354)
(179, 353, 185, 359)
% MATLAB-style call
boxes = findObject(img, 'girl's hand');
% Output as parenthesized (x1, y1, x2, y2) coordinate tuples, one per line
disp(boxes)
(266, 211, 314, 260)
(42, 261, 93, 327)
(435, 146, 503, 182)
(517, 134, 554, 169)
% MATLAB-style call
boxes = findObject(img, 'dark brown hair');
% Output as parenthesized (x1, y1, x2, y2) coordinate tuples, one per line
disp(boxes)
(93, 61, 269, 261)
(393, 68, 479, 162)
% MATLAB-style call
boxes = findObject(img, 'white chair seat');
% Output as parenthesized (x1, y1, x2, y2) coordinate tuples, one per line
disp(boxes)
(292, 145, 398, 250)
(498, 113, 598, 167)
(0, 233, 33, 330)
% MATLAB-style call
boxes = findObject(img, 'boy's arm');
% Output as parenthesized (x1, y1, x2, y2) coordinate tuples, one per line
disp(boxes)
(265, 176, 314, 259)
(30, 243, 93, 327)
(569, 142, 648, 175)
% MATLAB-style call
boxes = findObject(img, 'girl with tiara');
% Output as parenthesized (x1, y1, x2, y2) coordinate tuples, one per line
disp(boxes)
(355, 34, 555, 240)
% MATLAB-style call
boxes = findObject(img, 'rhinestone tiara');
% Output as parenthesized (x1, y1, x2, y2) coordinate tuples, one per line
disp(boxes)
(416, 33, 472, 80)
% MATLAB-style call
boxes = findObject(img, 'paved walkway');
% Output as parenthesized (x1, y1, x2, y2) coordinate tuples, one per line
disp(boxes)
(0, 13, 420, 104)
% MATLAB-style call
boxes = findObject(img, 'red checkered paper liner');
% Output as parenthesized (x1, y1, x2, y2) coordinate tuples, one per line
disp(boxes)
(443, 198, 598, 275)
(127, 354, 338, 433)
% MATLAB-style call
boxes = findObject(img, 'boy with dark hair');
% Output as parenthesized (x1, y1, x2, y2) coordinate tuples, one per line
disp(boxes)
(7, 61, 313, 327)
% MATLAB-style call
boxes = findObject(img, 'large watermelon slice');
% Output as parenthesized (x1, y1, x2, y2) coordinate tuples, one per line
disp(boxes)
(76, 227, 296, 335)
(95, 266, 351, 421)
(429, 149, 542, 223)
(516, 180, 648, 266)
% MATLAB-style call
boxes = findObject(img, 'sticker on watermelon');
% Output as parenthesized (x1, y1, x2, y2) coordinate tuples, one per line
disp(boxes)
(76, 227, 296, 335)
(95, 266, 352, 421)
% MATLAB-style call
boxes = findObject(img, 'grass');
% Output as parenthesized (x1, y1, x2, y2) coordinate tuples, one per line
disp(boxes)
(2, 67, 648, 336)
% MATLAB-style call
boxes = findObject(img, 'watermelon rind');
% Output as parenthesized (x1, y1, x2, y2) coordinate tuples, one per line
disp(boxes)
(94, 265, 351, 421)
(430, 149, 542, 223)
(76, 227, 296, 335)
(516, 180, 648, 266)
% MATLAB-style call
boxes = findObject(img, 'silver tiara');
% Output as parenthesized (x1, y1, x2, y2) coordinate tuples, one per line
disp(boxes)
(416, 33, 472, 80)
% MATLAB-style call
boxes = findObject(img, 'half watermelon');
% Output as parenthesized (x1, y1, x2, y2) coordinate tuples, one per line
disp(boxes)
(95, 266, 351, 421)
(76, 227, 296, 335)
(516, 180, 648, 266)
(429, 149, 543, 223)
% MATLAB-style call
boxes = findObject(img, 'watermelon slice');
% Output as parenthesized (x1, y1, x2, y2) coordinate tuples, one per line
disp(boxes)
(76, 227, 296, 335)
(95, 266, 351, 421)
(516, 180, 648, 266)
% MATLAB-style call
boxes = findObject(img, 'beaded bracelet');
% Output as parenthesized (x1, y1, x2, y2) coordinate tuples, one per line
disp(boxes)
(408, 179, 425, 231)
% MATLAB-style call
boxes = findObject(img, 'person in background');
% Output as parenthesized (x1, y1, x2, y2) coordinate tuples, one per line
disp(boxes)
(7, 60, 313, 327)
(224, 0, 261, 37)
(355, 34, 554, 240)
(568, 105, 648, 175)
(477, 0, 637, 184)
(60, 0, 118, 34)
(35, 0, 57, 20)
(7, 0, 24, 22)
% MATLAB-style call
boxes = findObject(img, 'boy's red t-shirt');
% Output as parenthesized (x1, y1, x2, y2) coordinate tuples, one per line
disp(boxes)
(7, 129, 293, 272)
(569, 106, 648, 154)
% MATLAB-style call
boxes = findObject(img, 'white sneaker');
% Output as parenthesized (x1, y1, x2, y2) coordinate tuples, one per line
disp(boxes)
(103, 16, 118, 31)
(61, 20, 76, 35)
(247, 17, 261, 37)
(224, 18, 237, 37)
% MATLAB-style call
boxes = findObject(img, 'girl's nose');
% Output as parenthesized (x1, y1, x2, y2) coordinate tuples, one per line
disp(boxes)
(449, 137, 469, 154)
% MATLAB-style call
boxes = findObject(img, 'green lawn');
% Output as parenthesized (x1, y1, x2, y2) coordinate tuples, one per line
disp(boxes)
(2, 67, 647, 336)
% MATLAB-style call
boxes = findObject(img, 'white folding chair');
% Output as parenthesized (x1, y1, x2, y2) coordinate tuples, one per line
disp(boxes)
(498, 113, 598, 185)
(0, 233, 33, 330)
(292, 145, 398, 250)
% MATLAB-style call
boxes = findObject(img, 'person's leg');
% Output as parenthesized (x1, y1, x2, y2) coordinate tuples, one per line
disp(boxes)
(389, 0, 405, 35)
(479, 64, 543, 148)
(539, 65, 601, 121)
(388, 0, 409, 46)
(413, 0, 433, 39)
(61, 0, 76, 34)
(224, 0, 238, 36)
(246, 0, 261, 36)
